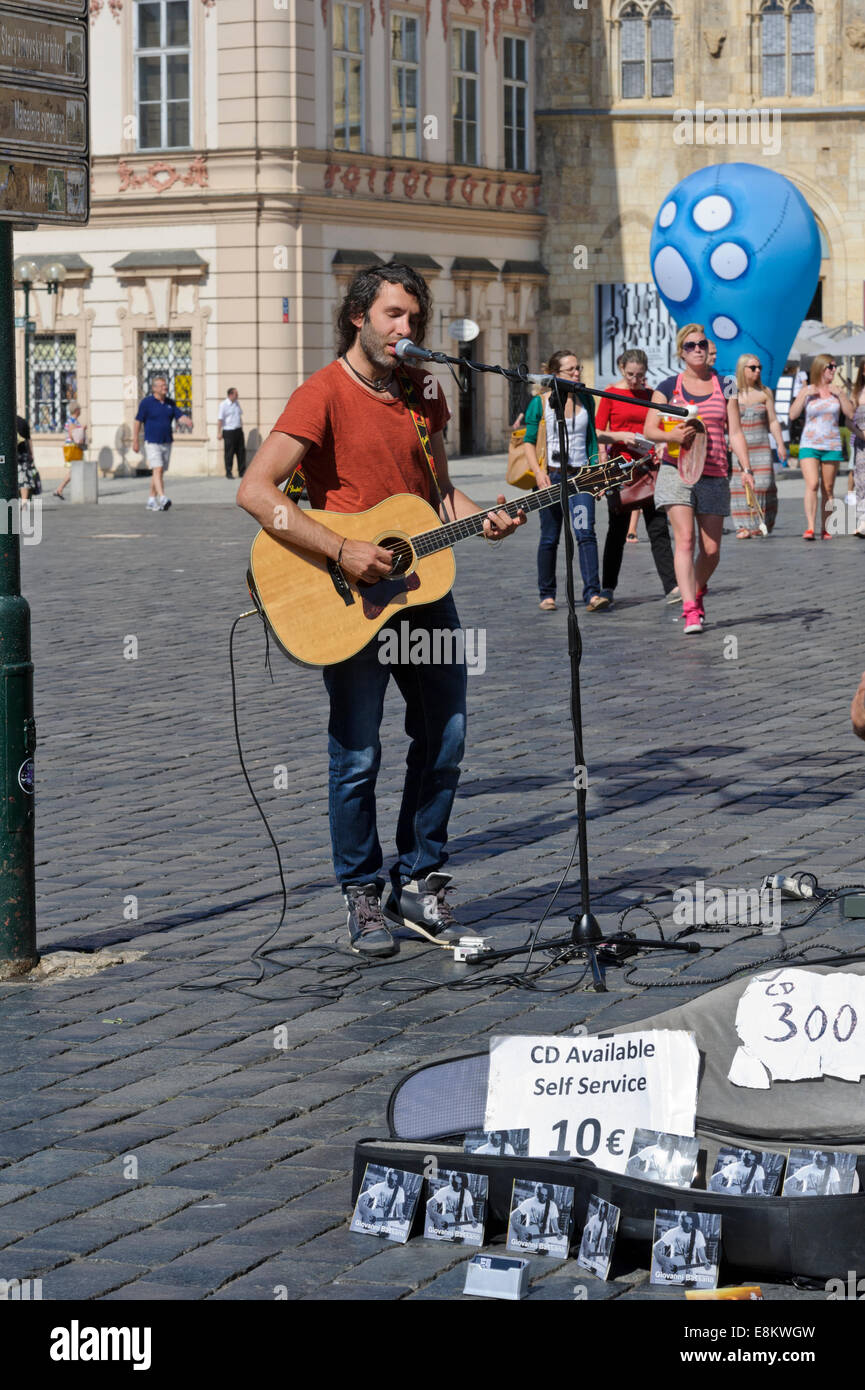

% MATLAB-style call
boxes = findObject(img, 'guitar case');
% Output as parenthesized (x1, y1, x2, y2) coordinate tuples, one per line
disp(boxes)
(352, 962, 865, 1282)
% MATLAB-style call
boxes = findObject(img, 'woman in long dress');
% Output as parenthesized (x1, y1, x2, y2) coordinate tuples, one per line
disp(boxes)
(729, 354, 786, 537)
(850, 359, 865, 539)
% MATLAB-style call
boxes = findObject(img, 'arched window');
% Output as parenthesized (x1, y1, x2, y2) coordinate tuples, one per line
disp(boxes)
(761, 1, 786, 96)
(620, 4, 646, 98)
(761, 0, 814, 97)
(790, 0, 815, 95)
(650, 4, 674, 97)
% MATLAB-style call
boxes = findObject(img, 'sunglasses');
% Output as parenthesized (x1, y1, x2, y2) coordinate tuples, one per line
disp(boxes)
(826, 363, 837, 370)
(683, 339, 709, 352)
(746, 363, 762, 370)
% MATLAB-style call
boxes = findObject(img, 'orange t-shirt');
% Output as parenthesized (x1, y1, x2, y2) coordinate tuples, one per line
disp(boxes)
(271, 360, 450, 513)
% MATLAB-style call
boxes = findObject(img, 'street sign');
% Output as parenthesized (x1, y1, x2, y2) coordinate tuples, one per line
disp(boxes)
(0, 156, 88, 223)
(3, 1, 86, 13)
(0, 2, 89, 226)
(0, 83, 86, 155)
(0, 8, 87, 87)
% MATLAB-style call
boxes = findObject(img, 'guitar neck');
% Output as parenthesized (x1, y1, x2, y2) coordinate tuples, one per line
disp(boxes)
(411, 460, 632, 559)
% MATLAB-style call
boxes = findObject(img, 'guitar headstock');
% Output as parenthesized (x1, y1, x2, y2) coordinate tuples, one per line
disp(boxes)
(575, 455, 639, 496)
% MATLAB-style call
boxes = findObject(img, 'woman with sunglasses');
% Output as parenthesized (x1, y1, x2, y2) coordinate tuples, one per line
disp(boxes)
(642, 324, 753, 635)
(523, 351, 627, 612)
(729, 354, 785, 538)
(788, 354, 854, 539)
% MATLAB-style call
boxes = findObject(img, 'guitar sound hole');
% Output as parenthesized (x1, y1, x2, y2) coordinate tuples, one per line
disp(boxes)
(380, 536, 414, 576)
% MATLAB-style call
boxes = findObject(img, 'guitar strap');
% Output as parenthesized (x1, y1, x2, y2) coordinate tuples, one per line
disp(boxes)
(741, 1158, 758, 1194)
(383, 1181, 399, 1221)
(686, 1228, 696, 1266)
(541, 1195, 550, 1234)
(456, 1185, 466, 1222)
(395, 366, 447, 515)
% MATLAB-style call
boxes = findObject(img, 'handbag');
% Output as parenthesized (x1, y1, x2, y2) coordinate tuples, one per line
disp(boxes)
(618, 459, 659, 506)
(507, 412, 546, 491)
(63, 444, 83, 463)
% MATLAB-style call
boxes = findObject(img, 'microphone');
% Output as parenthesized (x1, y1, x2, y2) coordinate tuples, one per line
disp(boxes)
(393, 338, 436, 363)
(760, 872, 816, 900)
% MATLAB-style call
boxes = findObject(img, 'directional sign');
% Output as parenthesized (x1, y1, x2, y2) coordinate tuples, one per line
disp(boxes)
(3, 2, 86, 14)
(0, 9, 87, 87)
(0, 155, 88, 223)
(0, 83, 86, 154)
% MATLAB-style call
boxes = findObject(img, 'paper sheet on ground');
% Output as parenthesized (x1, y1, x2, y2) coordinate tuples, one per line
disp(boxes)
(729, 968, 865, 1088)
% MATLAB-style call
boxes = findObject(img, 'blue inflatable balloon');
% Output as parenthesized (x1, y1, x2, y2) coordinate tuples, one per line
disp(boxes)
(650, 164, 821, 388)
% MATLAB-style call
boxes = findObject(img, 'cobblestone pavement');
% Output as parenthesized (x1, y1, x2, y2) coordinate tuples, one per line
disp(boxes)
(0, 464, 862, 1302)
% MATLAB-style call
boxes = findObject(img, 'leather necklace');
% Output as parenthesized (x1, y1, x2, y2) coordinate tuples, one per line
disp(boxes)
(342, 355, 394, 393)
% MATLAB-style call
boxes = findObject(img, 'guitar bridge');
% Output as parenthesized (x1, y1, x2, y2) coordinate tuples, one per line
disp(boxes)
(327, 559, 355, 607)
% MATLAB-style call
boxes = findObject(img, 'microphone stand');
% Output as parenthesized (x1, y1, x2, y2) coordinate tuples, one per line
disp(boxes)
(395, 343, 695, 991)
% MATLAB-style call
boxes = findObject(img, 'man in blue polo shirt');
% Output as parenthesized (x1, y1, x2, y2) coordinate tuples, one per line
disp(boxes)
(132, 374, 192, 511)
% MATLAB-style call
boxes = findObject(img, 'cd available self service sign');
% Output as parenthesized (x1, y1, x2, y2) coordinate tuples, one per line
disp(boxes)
(484, 1030, 700, 1173)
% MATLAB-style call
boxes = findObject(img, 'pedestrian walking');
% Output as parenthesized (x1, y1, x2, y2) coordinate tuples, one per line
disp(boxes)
(849, 359, 865, 539)
(218, 387, 246, 478)
(522, 351, 630, 613)
(596, 349, 678, 605)
(729, 354, 785, 537)
(16, 414, 40, 501)
(54, 402, 86, 501)
(788, 354, 854, 540)
(643, 323, 753, 636)
(132, 374, 192, 512)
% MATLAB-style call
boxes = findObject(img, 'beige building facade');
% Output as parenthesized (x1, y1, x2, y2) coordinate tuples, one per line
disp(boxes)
(14, 0, 543, 474)
(535, 0, 865, 384)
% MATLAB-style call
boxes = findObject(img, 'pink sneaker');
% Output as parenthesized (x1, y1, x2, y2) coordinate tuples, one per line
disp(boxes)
(682, 602, 703, 634)
(695, 587, 707, 622)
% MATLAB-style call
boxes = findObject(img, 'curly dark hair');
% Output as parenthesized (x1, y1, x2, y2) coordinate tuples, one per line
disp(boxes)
(335, 261, 432, 357)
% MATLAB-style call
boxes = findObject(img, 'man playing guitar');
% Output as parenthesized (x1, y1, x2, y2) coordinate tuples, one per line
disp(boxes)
(511, 1183, 562, 1245)
(652, 1212, 711, 1277)
(426, 1172, 475, 1232)
(238, 263, 524, 958)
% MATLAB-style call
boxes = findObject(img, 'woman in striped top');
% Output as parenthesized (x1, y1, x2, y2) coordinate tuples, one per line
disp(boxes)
(642, 323, 753, 635)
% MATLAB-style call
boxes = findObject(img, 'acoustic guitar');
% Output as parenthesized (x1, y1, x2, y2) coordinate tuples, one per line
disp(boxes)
(247, 457, 636, 667)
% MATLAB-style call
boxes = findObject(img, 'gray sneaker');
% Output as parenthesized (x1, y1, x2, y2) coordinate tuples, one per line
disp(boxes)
(382, 872, 478, 947)
(344, 883, 398, 958)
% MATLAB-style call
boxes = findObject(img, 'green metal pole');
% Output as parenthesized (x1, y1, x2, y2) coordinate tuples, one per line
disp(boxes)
(22, 280, 29, 425)
(0, 222, 37, 975)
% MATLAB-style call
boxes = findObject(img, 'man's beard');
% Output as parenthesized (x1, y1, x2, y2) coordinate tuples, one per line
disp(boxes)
(358, 318, 394, 373)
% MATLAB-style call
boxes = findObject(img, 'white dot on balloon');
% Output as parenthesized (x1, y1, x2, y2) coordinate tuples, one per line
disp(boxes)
(692, 195, 733, 232)
(658, 201, 676, 228)
(653, 247, 692, 303)
(709, 242, 749, 280)
(712, 316, 738, 340)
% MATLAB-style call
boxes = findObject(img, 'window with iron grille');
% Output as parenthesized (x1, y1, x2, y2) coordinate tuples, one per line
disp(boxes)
(452, 27, 480, 165)
(620, 4, 646, 98)
(503, 36, 528, 171)
(507, 333, 531, 425)
(391, 14, 420, 157)
(30, 335, 77, 433)
(139, 330, 193, 429)
(650, 3, 674, 97)
(135, 0, 191, 151)
(334, 1, 365, 151)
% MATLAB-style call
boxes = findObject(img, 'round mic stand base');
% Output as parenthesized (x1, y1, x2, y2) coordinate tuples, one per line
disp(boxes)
(571, 912, 607, 992)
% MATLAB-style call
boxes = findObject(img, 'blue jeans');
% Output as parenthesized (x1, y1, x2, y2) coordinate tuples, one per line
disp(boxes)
(322, 595, 467, 890)
(537, 475, 600, 604)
